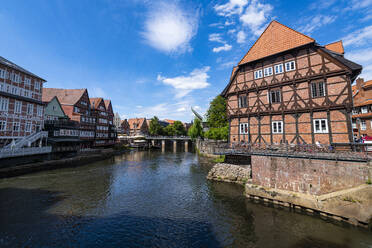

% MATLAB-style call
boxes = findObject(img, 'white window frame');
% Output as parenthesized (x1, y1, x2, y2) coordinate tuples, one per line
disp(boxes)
(361, 106, 368, 114)
(264, 67, 273, 77)
(352, 108, 358, 115)
(27, 103, 34, 115)
(361, 120, 366, 130)
(311, 82, 325, 98)
(25, 122, 32, 132)
(34, 81, 40, 90)
(285, 61, 296, 72)
(0, 120, 6, 131)
(239, 123, 249, 134)
(268, 89, 281, 104)
(37, 105, 43, 117)
(313, 119, 328, 133)
(13, 122, 20, 132)
(254, 70, 263, 79)
(272, 121, 283, 134)
(14, 100, 22, 114)
(274, 64, 284, 74)
(352, 121, 357, 129)
(0, 97, 9, 112)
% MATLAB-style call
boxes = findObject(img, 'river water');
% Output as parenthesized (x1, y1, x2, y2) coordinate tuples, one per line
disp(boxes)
(0, 151, 371, 248)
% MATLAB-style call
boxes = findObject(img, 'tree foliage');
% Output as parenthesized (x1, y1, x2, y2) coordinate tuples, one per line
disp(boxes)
(173, 121, 187, 136)
(204, 126, 228, 141)
(188, 118, 204, 139)
(149, 116, 163, 136)
(206, 95, 227, 128)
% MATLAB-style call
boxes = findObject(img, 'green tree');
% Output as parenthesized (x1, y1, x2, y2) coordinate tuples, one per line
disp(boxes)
(206, 95, 227, 128)
(149, 116, 163, 136)
(188, 118, 204, 139)
(204, 126, 228, 141)
(163, 124, 175, 136)
(173, 121, 186, 136)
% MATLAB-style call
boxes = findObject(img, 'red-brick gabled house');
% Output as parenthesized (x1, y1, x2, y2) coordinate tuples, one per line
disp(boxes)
(43, 88, 95, 148)
(352, 78, 372, 138)
(0, 56, 46, 147)
(127, 118, 148, 136)
(104, 99, 117, 144)
(222, 21, 362, 146)
(120, 119, 130, 136)
(90, 97, 109, 147)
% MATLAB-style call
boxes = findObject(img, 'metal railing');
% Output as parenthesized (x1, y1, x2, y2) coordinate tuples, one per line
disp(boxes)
(4, 131, 48, 149)
(0, 146, 52, 159)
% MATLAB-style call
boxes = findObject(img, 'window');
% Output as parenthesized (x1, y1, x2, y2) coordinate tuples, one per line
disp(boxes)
(25, 122, 32, 132)
(81, 101, 87, 106)
(0, 97, 9, 111)
(264, 67, 273, 77)
(285, 61, 295, 71)
(14, 101, 22, 113)
(37, 105, 43, 117)
(254, 70, 263, 79)
(352, 108, 359, 115)
(352, 121, 357, 129)
(314, 119, 328, 133)
(24, 90, 30, 98)
(238, 95, 247, 108)
(361, 106, 368, 114)
(269, 90, 281, 103)
(311, 82, 325, 98)
(13, 122, 20, 132)
(272, 121, 283, 134)
(74, 106, 80, 113)
(274, 64, 284, 74)
(239, 123, 249, 134)
(361, 120, 366, 130)
(0, 69, 5, 79)
(34, 81, 40, 90)
(24, 77, 31, 86)
(27, 103, 34, 115)
(0, 120, 6, 131)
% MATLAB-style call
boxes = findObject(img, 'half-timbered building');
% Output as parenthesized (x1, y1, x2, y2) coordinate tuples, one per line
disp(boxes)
(221, 21, 362, 146)
(104, 100, 117, 145)
(352, 78, 372, 138)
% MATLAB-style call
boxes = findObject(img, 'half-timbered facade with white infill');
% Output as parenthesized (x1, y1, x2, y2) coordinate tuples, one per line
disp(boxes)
(221, 21, 362, 146)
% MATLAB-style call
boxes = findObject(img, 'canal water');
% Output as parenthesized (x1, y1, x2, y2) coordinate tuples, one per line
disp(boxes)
(0, 151, 371, 248)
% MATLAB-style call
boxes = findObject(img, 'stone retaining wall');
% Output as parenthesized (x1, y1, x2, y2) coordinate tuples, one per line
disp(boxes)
(207, 163, 251, 185)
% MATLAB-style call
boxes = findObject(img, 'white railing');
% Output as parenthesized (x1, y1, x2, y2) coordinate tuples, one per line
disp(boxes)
(4, 131, 48, 149)
(0, 146, 52, 159)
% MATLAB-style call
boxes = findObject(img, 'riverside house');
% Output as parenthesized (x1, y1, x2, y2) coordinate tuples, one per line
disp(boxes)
(104, 100, 117, 144)
(127, 118, 148, 136)
(352, 78, 372, 138)
(0, 56, 46, 148)
(43, 88, 95, 149)
(221, 21, 362, 146)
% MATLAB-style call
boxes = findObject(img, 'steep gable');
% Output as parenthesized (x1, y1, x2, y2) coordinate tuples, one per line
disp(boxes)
(43, 88, 87, 105)
(325, 41, 344, 55)
(238, 20, 315, 65)
(89, 97, 104, 110)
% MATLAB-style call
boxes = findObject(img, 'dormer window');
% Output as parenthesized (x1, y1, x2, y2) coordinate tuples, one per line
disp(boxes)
(285, 61, 295, 72)
(254, 70, 263, 79)
(264, 67, 273, 77)
(361, 106, 368, 114)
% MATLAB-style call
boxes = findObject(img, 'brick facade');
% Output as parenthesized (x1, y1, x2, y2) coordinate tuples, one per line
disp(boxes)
(222, 21, 362, 146)
(352, 78, 372, 138)
(0, 56, 46, 147)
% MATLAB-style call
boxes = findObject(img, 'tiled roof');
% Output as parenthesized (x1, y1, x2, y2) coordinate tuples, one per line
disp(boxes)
(363, 80, 372, 88)
(352, 112, 372, 118)
(352, 85, 358, 96)
(0, 56, 46, 81)
(325, 41, 344, 54)
(43, 88, 86, 105)
(89, 97, 104, 110)
(104, 100, 111, 109)
(354, 99, 372, 107)
(128, 118, 146, 129)
(238, 20, 315, 65)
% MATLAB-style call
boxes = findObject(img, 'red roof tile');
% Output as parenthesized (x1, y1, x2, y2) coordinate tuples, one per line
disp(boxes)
(238, 20, 315, 65)
(43, 88, 86, 105)
(325, 41, 344, 54)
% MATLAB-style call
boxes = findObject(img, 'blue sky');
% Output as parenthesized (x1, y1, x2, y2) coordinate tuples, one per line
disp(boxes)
(0, 0, 371, 122)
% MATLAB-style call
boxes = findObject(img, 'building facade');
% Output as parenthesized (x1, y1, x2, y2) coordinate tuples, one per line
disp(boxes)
(127, 118, 148, 136)
(0, 56, 46, 147)
(222, 21, 362, 146)
(43, 88, 95, 148)
(352, 78, 372, 138)
(104, 100, 117, 145)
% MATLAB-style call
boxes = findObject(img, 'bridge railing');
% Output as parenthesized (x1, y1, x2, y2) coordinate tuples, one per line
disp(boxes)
(213, 142, 372, 162)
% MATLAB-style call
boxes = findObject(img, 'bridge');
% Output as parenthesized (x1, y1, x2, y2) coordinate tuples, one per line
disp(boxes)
(119, 135, 192, 152)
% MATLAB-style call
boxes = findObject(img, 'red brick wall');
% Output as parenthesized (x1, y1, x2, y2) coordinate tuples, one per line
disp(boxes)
(251, 155, 370, 195)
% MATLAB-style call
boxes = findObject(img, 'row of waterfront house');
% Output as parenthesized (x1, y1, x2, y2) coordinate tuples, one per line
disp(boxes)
(222, 20, 369, 147)
(0, 55, 117, 159)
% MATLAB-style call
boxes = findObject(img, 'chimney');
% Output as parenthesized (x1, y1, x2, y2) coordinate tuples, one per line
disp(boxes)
(356, 78, 364, 91)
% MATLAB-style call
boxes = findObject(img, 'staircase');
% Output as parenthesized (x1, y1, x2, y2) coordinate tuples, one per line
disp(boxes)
(4, 131, 48, 149)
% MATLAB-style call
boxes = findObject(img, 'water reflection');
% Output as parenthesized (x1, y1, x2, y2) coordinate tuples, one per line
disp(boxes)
(0, 151, 371, 248)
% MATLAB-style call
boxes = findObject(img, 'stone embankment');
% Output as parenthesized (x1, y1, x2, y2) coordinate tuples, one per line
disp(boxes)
(207, 163, 251, 185)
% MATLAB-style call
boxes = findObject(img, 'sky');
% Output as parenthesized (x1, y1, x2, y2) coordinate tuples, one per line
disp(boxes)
(0, 0, 371, 122)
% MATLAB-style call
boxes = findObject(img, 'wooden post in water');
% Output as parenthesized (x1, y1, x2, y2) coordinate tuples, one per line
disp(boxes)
(185, 141, 188, 152)
(173, 140, 177, 153)
(162, 140, 165, 152)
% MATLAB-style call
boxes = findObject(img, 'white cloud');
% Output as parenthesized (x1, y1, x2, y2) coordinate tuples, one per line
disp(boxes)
(347, 48, 372, 63)
(142, 2, 198, 53)
(348, 0, 372, 10)
(89, 87, 108, 98)
(218, 61, 235, 69)
(214, 0, 248, 17)
(237, 30, 246, 43)
(228, 29, 236, 34)
(342, 25, 372, 47)
(298, 15, 336, 34)
(360, 64, 372, 81)
(239, 0, 273, 36)
(157, 67, 210, 98)
(209, 33, 224, 43)
(213, 44, 232, 53)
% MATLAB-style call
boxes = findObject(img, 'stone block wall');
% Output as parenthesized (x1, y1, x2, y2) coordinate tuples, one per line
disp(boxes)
(251, 155, 371, 195)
